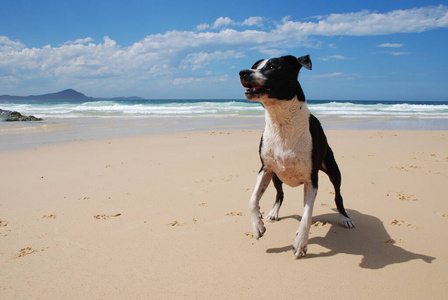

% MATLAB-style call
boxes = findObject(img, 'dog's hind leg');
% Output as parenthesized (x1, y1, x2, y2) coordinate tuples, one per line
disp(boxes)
(249, 167, 273, 238)
(321, 146, 355, 228)
(265, 173, 284, 221)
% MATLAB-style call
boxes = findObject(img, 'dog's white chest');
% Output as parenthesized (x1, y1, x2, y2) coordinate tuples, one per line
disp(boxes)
(262, 133, 312, 187)
(260, 100, 312, 187)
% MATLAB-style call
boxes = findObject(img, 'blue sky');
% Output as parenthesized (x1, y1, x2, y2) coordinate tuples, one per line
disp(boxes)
(1, 0, 447, 101)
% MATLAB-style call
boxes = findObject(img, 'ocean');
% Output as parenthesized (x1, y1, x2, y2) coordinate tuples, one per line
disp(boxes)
(1, 98, 447, 151)
(1, 99, 448, 119)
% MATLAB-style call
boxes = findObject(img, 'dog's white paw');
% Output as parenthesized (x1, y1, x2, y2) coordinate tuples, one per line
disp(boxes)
(251, 214, 266, 238)
(292, 233, 308, 258)
(292, 244, 307, 258)
(265, 209, 279, 221)
(340, 215, 355, 229)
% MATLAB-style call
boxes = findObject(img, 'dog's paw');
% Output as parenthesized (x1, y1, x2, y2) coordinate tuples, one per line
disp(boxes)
(292, 244, 307, 258)
(265, 209, 279, 221)
(292, 234, 308, 258)
(253, 221, 266, 239)
(340, 215, 355, 229)
(251, 214, 266, 238)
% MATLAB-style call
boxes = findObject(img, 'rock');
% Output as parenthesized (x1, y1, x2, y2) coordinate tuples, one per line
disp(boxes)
(0, 109, 43, 122)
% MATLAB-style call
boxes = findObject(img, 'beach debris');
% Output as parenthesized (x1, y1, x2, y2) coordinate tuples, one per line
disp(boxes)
(13, 247, 47, 259)
(396, 192, 417, 201)
(312, 220, 332, 227)
(0, 219, 11, 237)
(168, 220, 185, 226)
(42, 215, 57, 219)
(210, 131, 230, 136)
(93, 213, 121, 220)
(392, 166, 409, 172)
(245, 232, 254, 238)
(390, 219, 412, 227)
(226, 211, 243, 217)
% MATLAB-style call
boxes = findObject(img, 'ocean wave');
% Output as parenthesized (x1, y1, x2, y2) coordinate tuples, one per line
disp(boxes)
(309, 102, 448, 118)
(1, 99, 447, 119)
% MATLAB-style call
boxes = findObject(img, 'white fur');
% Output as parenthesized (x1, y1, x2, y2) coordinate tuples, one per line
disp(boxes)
(259, 96, 312, 187)
(249, 168, 271, 238)
(293, 184, 317, 258)
(265, 202, 281, 220)
(251, 60, 268, 84)
(256, 59, 268, 70)
(249, 95, 317, 258)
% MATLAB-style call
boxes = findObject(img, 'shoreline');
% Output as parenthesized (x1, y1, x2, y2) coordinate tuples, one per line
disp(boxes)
(1, 115, 447, 152)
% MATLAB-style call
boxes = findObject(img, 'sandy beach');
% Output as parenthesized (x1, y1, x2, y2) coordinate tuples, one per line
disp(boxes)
(1, 127, 447, 299)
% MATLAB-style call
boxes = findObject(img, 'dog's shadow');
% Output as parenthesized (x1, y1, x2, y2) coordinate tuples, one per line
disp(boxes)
(266, 210, 435, 269)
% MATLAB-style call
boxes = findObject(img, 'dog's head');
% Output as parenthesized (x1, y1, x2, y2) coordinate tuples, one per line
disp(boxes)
(239, 55, 312, 102)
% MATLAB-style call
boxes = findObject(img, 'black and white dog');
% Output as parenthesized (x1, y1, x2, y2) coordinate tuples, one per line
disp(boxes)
(239, 55, 354, 258)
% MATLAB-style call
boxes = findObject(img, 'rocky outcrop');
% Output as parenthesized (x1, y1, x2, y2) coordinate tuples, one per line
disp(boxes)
(0, 109, 43, 121)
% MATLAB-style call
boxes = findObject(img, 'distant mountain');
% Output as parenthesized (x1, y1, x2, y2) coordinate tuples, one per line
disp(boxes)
(0, 89, 92, 101)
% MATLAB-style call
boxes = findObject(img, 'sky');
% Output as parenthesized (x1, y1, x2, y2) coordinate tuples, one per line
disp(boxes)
(1, 0, 447, 101)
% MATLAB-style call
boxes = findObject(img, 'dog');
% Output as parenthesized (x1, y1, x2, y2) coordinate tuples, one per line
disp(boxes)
(239, 55, 354, 258)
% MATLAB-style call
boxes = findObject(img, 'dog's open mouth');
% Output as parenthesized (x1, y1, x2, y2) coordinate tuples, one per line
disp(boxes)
(242, 82, 270, 97)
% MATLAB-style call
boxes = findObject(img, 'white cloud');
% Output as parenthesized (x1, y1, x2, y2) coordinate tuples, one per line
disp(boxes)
(241, 16, 264, 27)
(197, 16, 265, 31)
(65, 37, 94, 45)
(172, 77, 203, 85)
(212, 17, 234, 29)
(258, 48, 285, 57)
(0, 36, 25, 51)
(181, 50, 244, 70)
(390, 52, 410, 56)
(196, 23, 210, 31)
(378, 43, 405, 48)
(320, 55, 352, 61)
(172, 74, 228, 85)
(1, 5, 447, 95)
(386, 51, 410, 56)
(310, 72, 358, 81)
(276, 5, 448, 36)
(313, 72, 344, 78)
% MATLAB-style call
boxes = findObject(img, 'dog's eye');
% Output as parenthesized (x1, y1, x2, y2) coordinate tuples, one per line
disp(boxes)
(268, 66, 276, 71)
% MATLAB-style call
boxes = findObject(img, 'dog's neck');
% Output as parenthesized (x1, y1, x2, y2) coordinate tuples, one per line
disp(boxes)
(261, 97, 310, 138)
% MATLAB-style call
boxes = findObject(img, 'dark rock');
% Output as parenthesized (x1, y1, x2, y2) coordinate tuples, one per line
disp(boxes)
(0, 109, 43, 122)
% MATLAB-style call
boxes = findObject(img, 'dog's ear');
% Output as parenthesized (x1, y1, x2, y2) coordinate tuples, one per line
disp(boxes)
(298, 55, 312, 70)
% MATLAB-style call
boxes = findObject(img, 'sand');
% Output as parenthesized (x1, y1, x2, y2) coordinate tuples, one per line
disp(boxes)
(0, 129, 447, 299)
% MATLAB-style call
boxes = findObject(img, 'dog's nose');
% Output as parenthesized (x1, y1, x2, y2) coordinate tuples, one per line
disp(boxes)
(239, 69, 250, 78)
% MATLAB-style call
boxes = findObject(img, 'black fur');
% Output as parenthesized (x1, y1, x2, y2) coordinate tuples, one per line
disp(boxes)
(240, 55, 311, 101)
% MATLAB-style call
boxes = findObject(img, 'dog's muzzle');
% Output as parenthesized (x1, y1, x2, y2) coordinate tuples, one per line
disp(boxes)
(239, 70, 270, 99)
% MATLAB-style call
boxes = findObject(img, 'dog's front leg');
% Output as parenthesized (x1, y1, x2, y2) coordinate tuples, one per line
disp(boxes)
(249, 168, 273, 238)
(293, 183, 317, 258)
